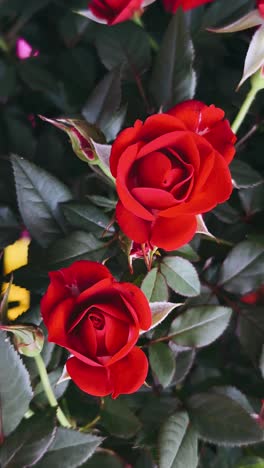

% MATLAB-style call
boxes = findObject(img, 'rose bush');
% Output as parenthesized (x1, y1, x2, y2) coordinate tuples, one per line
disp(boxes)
(85, 0, 154, 25)
(110, 99, 236, 250)
(41, 260, 151, 397)
(163, 0, 213, 14)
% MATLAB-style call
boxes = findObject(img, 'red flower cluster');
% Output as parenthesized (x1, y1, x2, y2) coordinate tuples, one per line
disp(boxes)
(110, 100, 236, 251)
(163, 0, 213, 14)
(257, 0, 264, 18)
(41, 261, 151, 397)
(86, 0, 154, 25)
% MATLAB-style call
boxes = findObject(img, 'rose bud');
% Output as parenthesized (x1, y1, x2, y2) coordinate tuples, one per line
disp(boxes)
(241, 285, 264, 305)
(110, 99, 236, 251)
(41, 260, 151, 398)
(16, 38, 39, 60)
(258, 0, 264, 18)
(163, 0, 213, 14)
(39, 116, 105, 162)
(79, 0, 155, 26)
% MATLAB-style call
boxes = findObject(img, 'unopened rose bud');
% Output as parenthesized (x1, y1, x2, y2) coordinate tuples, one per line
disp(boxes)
(39, 116, 105, 163)
(0, 324, 44, 357)
(16, 38, 39, 60)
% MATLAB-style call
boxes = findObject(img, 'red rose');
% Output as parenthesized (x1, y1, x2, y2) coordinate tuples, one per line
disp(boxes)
(41, 261, 151, 397)
(163, 0, 213, 14)
(86, 0, 154, 25)
(110, 100, 236, 251)
(257, 0, 264, 18)
(241, 285, 264, 305)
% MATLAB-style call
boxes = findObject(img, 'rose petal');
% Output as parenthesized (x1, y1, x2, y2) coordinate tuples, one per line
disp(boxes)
(104, 314, 129, 355)
(116, 143, 155, 221)
(44, 297, 76, 346)
(131, 187, 177, 210)
(66, 357, 113, 396)
(136, 151, 172, 188)
(110, 120, 143, 177)
(151, 214, 197, 250)
(116, 201, 151, 243)
(109, 347, 149, 398)
(113, 281, 152, 330)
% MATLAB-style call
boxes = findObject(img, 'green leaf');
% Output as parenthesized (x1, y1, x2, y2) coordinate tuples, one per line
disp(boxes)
(17, 61, 56, 91)
(0, 413, 56, 467)
(44, 231, 108, 269)
(83, 452, 125, 468)
(145, 302, 182, 333)
(100, 398, 141, 439)
(230, 160, 263, 189)
(95, 22, 151, 80)
(150, 9, 196, 111)
(82, 68, 123, 141)
(0, 205, 20, 249)
(187, 391, 264, 446)
(171, 427, 198, 468)
(213, 202, 240, 224)
(239, 25, 264, 87)
(141, 267, 169, 302)
(0, 331, 33, 436)
(202, 0, 253, 28)
(35, 428, 103, 468)
(62, 202, 114, 235)
(149, 343, 176, 388)
(218, 240, 264, 294)
(159, 411, 198, 468)
(174, 349, 195, 385)
(172, 245, 200, 262)
(237, 306, 264, 363)
(11, 155, 72, 247)
(236, 457, 264, 468)
(169, 306, 232, 348)
(160, 256, 200, 297)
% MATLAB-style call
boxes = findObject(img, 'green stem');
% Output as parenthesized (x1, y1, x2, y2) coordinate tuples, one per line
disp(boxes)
(34, 354, 71, 428)
(96, 160, 116, 184)
(231, 86, 257, 134)
(132, 15, 159, 52)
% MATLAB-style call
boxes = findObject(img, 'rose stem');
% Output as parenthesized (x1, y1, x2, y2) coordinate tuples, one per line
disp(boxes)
(231, 87, 257, 134)
(34, 353, 71, 428)
(231, 69, 264, 134)
(132, 15, 159, 52)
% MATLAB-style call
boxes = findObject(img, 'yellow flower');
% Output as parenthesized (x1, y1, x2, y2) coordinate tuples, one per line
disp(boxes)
(2, 237, 30, 320)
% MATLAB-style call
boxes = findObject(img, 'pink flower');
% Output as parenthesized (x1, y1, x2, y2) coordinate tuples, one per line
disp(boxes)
(16, 38, 39, 60)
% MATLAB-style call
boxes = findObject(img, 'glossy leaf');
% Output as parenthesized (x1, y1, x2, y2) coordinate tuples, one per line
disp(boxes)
(62, 201, 114, 235)
(35, 428, 103, 468)
(44, 231, 108, 268)
(0, 331, 32, 436)
(150, 9, 196, 111)
(141, 267, 169, 302)
(0, 413, 56, 468)
(100, 398, 141, 439)
(218, 241, 264, 294)
(11, 155, 72, 247)
(95, 23, 151, 79)
(149, 342, 176, 388)
(159, 411, 198, 468)
(187, 391, 264, 446)
(160, 256, 200, 297)
(169, 306, 232, 348)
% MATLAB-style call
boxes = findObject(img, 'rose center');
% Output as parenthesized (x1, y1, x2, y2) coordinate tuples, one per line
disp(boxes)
(89, 311, 105, 330)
